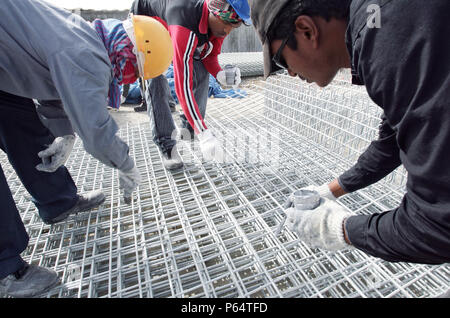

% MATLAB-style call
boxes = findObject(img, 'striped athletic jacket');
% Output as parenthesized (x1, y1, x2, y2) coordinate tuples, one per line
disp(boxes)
(131, 0, 225, 134)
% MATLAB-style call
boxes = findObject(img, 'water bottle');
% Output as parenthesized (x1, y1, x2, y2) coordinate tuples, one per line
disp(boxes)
(292, 189, 321, 211)
(276, 189, 321, 235)
(224, 64, 237, 86)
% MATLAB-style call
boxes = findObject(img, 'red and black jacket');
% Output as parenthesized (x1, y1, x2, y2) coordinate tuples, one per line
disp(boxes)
(131, 0, 225, 134)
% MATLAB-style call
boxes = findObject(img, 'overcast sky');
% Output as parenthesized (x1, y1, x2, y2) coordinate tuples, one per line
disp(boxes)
(45, 0, 133, 10)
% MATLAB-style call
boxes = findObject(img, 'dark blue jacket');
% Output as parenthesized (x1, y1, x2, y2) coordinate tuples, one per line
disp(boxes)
(341, 0, 450, 264)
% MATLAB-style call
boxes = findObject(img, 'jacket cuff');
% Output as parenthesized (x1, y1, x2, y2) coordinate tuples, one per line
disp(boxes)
(337, 176, 352, 194)
(118, 155, 135, 172)
(344, 214, 370, 250)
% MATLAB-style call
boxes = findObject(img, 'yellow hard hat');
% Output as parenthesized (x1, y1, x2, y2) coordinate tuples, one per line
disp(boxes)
(123, 14, 173, 80)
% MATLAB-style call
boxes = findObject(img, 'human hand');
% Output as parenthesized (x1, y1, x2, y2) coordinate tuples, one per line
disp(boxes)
(285, 198, 353, 250)
(36, 135, 75, 173)
(119, 164, 141, 203)
(198, 129, 224, 162)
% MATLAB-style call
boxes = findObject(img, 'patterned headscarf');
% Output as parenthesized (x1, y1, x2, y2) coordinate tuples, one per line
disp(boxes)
(207, 0, 242, 24)
(93, 19, 138, 109)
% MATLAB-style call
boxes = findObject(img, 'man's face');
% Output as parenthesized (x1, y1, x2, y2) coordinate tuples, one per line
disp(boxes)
(208, 13, 242, 38)
(270, 38, 339, 88)
(269, 16, 343, 88)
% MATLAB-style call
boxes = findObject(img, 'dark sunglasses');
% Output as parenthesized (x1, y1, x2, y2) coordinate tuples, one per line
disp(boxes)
(272, 32, 293, 70)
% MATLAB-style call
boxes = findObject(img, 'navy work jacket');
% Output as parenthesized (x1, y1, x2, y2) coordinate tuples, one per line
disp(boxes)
(340, 0, 450, 264)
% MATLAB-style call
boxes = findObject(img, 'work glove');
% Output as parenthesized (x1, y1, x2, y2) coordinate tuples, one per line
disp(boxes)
(36, 135, 76, 173)
(306, 184, 337, 200)
(119, 164, 142, 204)
(198, 129, 224, 162)
(217, 65, 242, 89)
(285, 198, 354, 251)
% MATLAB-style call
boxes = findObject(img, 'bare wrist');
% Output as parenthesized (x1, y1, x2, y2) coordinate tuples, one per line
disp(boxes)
(328, 179, 347, 198)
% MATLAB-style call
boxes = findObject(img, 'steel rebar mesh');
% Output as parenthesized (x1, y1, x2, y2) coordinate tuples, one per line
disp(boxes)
(1, 72, 448, 298)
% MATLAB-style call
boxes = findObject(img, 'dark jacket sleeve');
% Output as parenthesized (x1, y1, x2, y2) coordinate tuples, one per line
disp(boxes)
(344, 0, 450, 264)
(338, 114, 401, 193)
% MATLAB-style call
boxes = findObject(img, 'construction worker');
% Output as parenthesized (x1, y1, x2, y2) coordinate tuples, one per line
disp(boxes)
(0, 0, 172, 297)
(129, 0, 251, 169)
(251, 0, 450, 264)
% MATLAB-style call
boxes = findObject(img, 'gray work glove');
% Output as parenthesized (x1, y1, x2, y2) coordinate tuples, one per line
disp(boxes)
(285, 198, 354, 251)
(119, 164, 141, 203)
(36, 135, 75, 173)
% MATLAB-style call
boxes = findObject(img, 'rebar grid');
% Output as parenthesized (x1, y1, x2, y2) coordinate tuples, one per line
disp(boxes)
(1, 72, 448, 298)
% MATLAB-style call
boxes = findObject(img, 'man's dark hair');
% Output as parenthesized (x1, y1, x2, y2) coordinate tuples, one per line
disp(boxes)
(267, 0, 352, 50)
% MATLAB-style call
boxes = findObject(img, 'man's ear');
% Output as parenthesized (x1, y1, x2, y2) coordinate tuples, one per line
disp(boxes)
(294, 15, 319, 49)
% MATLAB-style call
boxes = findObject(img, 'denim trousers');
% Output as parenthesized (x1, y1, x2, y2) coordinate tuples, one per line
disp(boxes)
(0, 90, 78, 278)
(146, 59, 210, 154)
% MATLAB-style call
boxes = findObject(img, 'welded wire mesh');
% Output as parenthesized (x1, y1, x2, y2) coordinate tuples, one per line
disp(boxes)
(1, 72, 448, 298)
(218, 52, 264, 77)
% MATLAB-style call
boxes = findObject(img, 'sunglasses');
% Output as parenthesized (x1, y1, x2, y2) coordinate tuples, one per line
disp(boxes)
(272, 32, 293, 70)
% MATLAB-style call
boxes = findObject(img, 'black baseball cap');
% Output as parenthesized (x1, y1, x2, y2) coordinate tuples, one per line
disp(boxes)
(251, 0, 292, 79)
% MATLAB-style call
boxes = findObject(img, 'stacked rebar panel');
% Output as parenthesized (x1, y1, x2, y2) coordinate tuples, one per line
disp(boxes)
(1, 72, 448, 298)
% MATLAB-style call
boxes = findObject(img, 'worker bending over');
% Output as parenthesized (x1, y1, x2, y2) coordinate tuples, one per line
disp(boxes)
(130, 0, 251, 169)
(251, 0, 450, 264)
(0, 0, 172, 297)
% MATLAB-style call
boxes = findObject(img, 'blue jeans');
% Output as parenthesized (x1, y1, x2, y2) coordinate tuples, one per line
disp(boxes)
(146, 60, 210, 154)
(0, 90, 78, 278)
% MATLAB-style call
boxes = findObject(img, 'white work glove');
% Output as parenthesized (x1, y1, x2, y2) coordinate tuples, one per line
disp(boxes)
(299, 183, 336, 201)
(119, 164, 142, 204)
(216, 66, 242, 89)
(36, 135, 75, 173)
(198, 129, 224, 162)
(286, 198, 354, 251)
